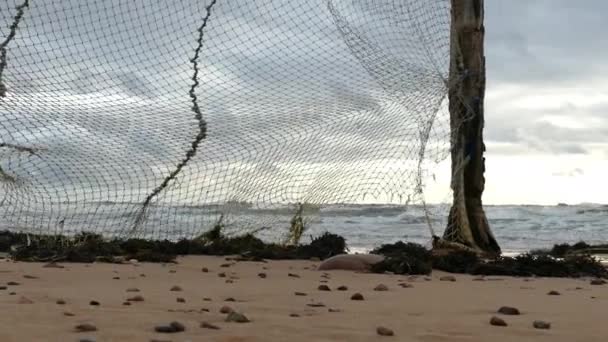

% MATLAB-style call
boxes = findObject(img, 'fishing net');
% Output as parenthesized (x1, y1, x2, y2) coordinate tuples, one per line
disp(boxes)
(0, 0, 454, 242)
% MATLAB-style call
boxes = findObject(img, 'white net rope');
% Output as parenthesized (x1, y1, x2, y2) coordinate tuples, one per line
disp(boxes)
(0, 0, 455, 241)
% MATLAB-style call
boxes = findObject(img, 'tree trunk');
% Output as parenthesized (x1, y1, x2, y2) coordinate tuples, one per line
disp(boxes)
(441, 0, 500, 256)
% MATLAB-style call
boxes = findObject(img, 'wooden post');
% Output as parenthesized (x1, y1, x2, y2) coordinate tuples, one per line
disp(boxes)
(441, 0, 500, 255)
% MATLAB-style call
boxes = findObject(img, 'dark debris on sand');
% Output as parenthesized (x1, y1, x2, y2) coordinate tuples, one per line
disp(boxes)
(2, 230, 346, 263)
(370, 241, 608, 278)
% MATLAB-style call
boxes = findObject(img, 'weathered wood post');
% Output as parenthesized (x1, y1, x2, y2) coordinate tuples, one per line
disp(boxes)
(439, 0, 500, 255)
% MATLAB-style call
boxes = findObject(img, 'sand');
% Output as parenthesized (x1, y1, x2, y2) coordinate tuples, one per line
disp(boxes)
(0, 255, 606, 342)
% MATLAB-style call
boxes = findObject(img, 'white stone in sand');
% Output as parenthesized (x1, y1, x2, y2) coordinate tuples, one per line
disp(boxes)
(317, 254, 384, 271)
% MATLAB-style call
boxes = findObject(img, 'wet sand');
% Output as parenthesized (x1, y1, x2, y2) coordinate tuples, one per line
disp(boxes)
(0, 255, 606, 341)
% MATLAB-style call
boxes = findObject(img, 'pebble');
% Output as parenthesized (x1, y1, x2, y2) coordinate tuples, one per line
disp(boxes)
(63, 312, 75, 317)
(7, 281, 20, 286)
(202, 267, 209, 272)
(203, 297, 212, 301)
(336, 286, 348, 291)
(294, 292, 307, 296)
(398, 283, 414, 288)
(200, 321, 220, 330)
(439, 276, 456, 282)
(23, 275, 38, 279)
(155, 321, 185, 333)
(89, 300, 100, 306)
(328, 308, 342, 313)
(56, 299, 66, 305)
(127, 295, 144, 302)
(317, 285, 331, 291)
(533, 320, 551, 329)
(220, 306, 233, 314)
(290, 313, 300, 317)
(497, 306, 520, 315)
(75, 323, 97, 332)
(590, 279, 606, 285)
(547, 290, 560, 295)
(170, 285, 182, 291)
(218, 272, 226, 278)
(225, 312, 250, 323)
(112, 277, 120, 280)
(288, 273, 300, 278)
(374, 284, 389, 291)
(169, 270, 176, 274)
(258, 273, 267, 278)
(122, 302, 131, 306)
(307, 302, 325, 307)
(350, 293, 364, 301)
(376, 326, 394, 336)
(0, 286, 6, 290)
(220, 263, 232, 268)
(126, 288, 140, 292)
(490, 316, 507, 326)
(176, 297, 185, 303)
(225, 297, 236, 302)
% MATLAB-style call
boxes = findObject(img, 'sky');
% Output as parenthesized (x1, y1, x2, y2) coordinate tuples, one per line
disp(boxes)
(1, 0, 607, 209)
(478, 0, 608, 205)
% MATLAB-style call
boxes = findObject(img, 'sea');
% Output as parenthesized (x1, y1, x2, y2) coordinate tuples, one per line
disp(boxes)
(2, 203, 607, 255)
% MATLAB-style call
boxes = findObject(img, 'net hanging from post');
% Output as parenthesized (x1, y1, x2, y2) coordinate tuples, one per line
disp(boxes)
(0, 0, 454, 241)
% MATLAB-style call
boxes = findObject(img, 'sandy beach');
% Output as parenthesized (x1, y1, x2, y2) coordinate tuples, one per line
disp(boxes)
(0, 255, 606, 342)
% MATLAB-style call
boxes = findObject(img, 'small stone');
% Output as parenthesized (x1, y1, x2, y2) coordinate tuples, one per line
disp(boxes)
(218, 272, 226, 278)
(169, 270, 176, 274)
(336, 286, 348, 291)
(258, 273, 267, 278)
(129, 259, 138, 264)
(176, 297, 185, 303)
(320, 273, 331, 279)
(122, 301, 131, 306)
(399, 283, 414, 288)
(89, 300, 100, 306)
(328, 308, 342, 313)
(202, 267, 209, 272)
(140, 273, 146, 277)
(112, 276, 120, 280)
(7, 281, 20, 286)
(307, 302, 325, 307)
(225, 297, 236, 302)
(424, 277, 432, 281)
(201, 308, 210, 312)
(126, 288, 140, 292)
(43, 262, 64, 268)
(154, 321, 185, 333)
(350, 293, 364, 301)
(440, 276, 456, 282)
(288, 273, 300, 278)
(203, 297, 212, 301)
(170, 285, 182, 291)
(497, 306, 520, 315)
(0, 286, 6, 290)
(225, 279, 234, 284)
(56, 299, 66, 305)
(533, 320, 551, 329)
(374, 284, 389, 291)
(294, 292, 307, 296)
(127, 295, 144, 302)
(225, 311, 250, 323)
(547, 290, 560, 296)
(220, 306, 233, 314)
(490, 316, 507, 326)
(23, 275, 38, 279)
(63, 311, 75, 317)
(9, 292, 16, 295)
(290, 313, 300, 317)
(318, 285, 331, 291)
(75, 323, 97, 332)
(590, 279, 607, 285)
(18, 296, 33, 304)
(376, 326, 394, 336)
(200, 321, 220, 330)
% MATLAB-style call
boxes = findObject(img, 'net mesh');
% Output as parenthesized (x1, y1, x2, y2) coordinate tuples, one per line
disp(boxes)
(0, 0, 453, 242)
